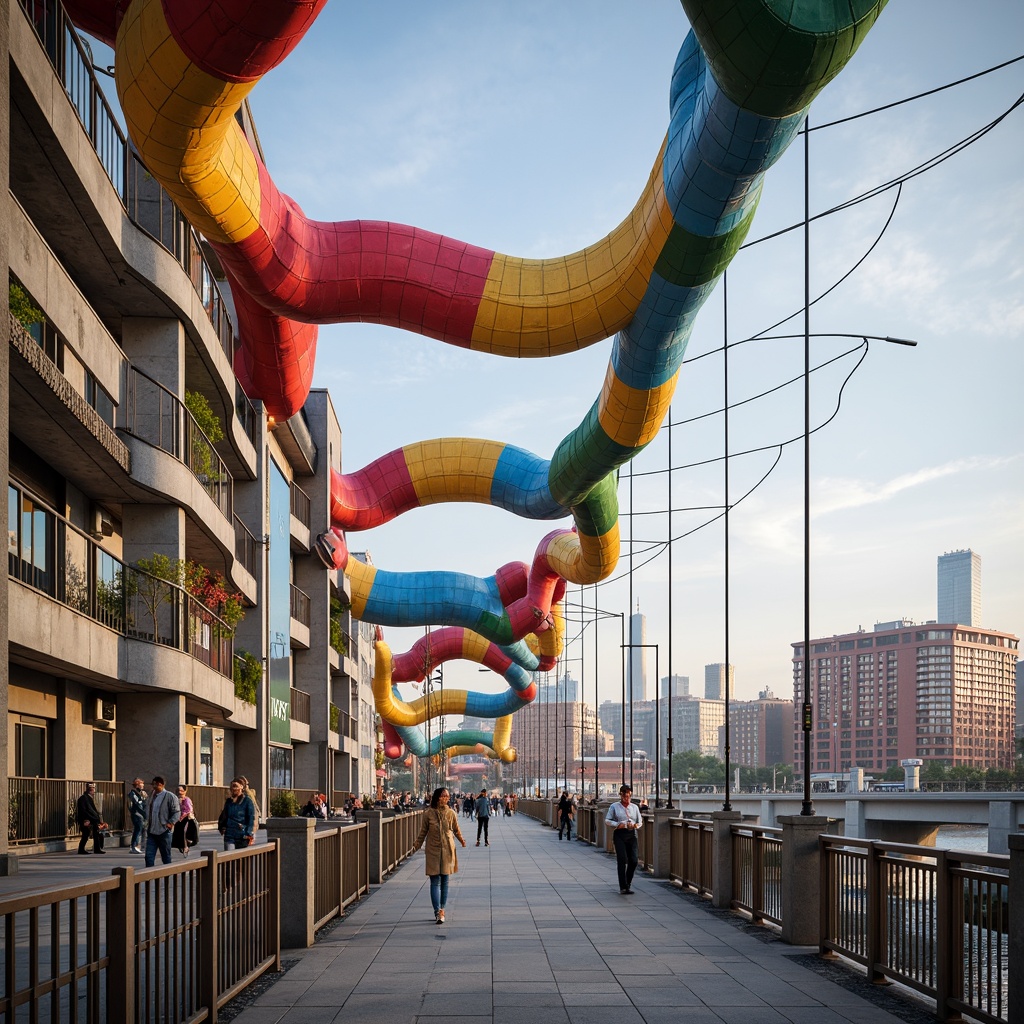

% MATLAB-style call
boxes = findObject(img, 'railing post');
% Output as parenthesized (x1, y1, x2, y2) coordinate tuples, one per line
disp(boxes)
(864, 841, 888, 985)
(778, 814, 832, 946)
(750, 830, 764, 924)
(649, 807, 676, 878)
(933, 848, 961, 1021)
(198, 849, 219, 1020)
(354, 809, 385, 884)
(711, 810, 741, 909)
(269, 839, 282, 971)
(106, 866, 135, 1022)
(265, 817, 316, 947)
(1008, 834, 1023, 1024)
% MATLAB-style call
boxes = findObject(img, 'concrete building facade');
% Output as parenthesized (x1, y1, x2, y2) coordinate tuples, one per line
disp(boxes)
(791, 622, 1018, 774)
(2, 5, 373, 864)
(704, 663, 734, 700)
(718, 691, 793, 768)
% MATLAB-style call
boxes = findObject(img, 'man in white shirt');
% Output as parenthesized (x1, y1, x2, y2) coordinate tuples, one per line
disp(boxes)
(604, 784, 643, 894)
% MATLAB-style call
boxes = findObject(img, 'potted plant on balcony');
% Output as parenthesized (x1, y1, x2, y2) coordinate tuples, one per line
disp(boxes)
(183, 390, 224, 483)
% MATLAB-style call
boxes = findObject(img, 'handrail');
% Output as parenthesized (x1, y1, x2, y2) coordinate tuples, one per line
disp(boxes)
(730, 823, 782, 925)
(121, 365, 233, 518)
(8, 778, 125, 844)
(234, 514, 260, 576)
(290, 687, 311, 725)
(290, 583, 311, 627)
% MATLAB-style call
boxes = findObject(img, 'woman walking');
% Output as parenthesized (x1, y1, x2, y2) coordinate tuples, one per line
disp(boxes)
(412, 787, 466, 925)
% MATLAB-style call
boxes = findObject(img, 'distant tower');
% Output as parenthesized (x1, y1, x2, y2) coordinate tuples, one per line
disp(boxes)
(628, 606, 647, 703)
(937, 549, 981, 625)
(704, 663, 733, 700)
(661, 674, 689, 699)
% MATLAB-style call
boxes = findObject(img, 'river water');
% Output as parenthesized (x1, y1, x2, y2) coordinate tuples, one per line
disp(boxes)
(934, 824, 989, 853)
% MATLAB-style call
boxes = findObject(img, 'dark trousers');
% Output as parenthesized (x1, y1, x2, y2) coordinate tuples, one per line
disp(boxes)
(476, 817, 489, 843)
(559, 813, 572, 839)
(78, 823, 104, 853)
(613, 829, 638, 890)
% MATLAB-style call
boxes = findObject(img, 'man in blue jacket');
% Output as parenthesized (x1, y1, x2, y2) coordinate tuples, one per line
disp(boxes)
(474, 788, 491, 847)
(145, 776, 180, 866)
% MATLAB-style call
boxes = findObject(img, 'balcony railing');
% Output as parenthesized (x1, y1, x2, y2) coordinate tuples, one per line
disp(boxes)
(121, 366, 233, 519)
(290, 584, 311, 628)
(8, 778, 125, 844)
(8, 482, 235, 677)
(290, 687, 311, 725)
(290, 481, 311, 530)
(17, 0, 242, 388)
(234, 515, 259, 577)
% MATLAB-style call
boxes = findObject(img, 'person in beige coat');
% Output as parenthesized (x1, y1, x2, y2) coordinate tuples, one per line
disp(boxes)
(413, 787, 466, 924)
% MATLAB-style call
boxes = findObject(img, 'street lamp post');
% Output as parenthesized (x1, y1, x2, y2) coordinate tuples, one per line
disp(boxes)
(621, 642, 660, 805)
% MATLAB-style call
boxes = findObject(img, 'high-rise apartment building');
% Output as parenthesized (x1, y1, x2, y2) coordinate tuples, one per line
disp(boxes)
(718, 690, 792, 768)
(661, 674, 689, 699)
(937, 549, 981, 626)
(1, 9, 375, 867)
(535, 673, 580, 704)
(704, 663, 734, 700)
(791, 622, 1018, 774)
(627, 609, 648, 702)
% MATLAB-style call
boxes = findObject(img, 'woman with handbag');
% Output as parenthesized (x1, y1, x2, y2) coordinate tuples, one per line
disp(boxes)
(172, 785, 199, 857)
(412, 787, 466, 925)
(218, 778, 256, 849)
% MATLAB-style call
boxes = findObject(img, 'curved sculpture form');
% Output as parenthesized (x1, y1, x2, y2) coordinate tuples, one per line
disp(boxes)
(66, 0, 887, 759)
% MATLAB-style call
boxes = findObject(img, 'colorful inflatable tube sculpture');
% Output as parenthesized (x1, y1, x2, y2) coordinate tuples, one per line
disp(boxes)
(65, 0, 887, 761)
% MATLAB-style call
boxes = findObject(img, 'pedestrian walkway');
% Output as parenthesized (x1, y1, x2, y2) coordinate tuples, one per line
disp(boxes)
(227, 813, 924, 1024)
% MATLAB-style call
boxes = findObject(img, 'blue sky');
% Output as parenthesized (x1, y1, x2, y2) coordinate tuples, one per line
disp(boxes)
(99, 3, 1024, 705)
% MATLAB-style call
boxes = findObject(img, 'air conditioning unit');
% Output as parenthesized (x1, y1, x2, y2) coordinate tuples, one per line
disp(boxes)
(92, 698, 116, 727)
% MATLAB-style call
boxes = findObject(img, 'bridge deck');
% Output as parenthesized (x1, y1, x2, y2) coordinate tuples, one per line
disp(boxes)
(229, 812, 922, 1024)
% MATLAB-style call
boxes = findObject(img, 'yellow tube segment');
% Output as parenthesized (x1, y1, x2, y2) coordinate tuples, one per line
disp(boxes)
(116, 0, 262, 244)
(542, 527, 620, 585)
(470, 140, 673, 357)
(405, 439, 505, 506)
(598, 366, 680, 448)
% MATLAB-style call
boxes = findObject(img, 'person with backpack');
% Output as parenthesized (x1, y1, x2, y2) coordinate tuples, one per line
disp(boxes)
(474, 788, 491, 847)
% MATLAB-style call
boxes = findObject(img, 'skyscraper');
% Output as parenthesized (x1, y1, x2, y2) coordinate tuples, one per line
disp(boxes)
(661, 674, 689, 699)
(704, 663, 734, 700)
(937, 549, 981, 625)
(627, 609, 647, 703)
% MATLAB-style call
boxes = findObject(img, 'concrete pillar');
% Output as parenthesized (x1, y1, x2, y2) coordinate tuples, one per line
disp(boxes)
(988, 801, 1017, 854)
(651, 807, 679, 878)
(115, 692, 186, 788)
(1008, 834, 1023, 1024)
(711, 810, 741, 909)
(778, 815, 832, 946)
(121, 317, 184, 393)
(121, 505, 186, 569)
(355, 808, 385, 883)
(0, 6, 13, 874)
(844, 799, 866, 839)
(760, 799, 777, 827)
(265, 816, 316, 948)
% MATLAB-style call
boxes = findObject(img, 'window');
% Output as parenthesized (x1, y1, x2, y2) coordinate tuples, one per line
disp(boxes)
(857, 638, 873, 648)
(85, 372, 116, 427)
(14, 720, 48, 777)
(8, 485, 53, 593)
(92, 730, 113, 781)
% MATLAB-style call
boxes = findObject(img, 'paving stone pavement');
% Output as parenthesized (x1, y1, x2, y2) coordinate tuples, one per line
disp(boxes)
(226, 813, 926, 1024)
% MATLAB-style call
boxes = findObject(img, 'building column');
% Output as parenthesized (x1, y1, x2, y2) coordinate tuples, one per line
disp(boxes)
(778, 815, 832, 946)
(987, 801, 1019, 854)
(711, 810, 741, 909)
(121, 317, 184, 393)
(115, 692, 186, 789)
(844, 799, 866, 839)
(0, 0, 14, 876)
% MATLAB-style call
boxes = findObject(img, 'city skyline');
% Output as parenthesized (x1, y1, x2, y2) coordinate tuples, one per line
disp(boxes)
(87, 2, 1021, 707)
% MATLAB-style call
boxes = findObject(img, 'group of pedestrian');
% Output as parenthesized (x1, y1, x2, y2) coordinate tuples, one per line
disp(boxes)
(77, 774, 258, 865)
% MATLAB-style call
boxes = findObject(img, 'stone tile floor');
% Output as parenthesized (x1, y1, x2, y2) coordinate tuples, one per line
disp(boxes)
(222, 814, 934, 1024)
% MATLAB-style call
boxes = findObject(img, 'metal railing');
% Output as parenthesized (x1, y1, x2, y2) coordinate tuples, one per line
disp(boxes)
(234, 515, 260, 577)
(731, 823, 783, 925)
(820, 836, 1009, 1024)
(8, 483, 234, 677)
(290, 584, 311, 628)
(379, 809, 425, 878)
(122, 367, 233, 519)
(8, 778, 125, 845)
(290, 687, 311, 725)
(312, 823, 370, 930)
(667, 817, 714, 897)
(290, 482, 311, 531)
(0, 844, 279, 1022)
(576, 805, 598, 845)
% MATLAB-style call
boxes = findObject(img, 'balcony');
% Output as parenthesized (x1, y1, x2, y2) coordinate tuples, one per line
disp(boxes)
(291, 687, 311, 743)
(290, 584, 311, 650)
(290, 481, 311, 552)
(8, 482, 235, 683)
